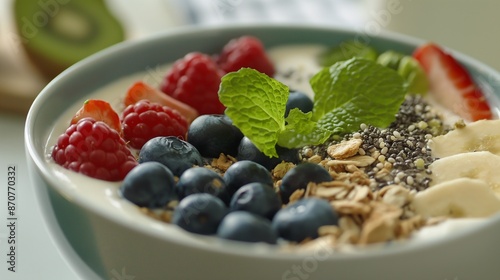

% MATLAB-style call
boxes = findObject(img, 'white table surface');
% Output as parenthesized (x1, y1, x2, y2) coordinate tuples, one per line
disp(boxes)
(0, 112, 82, 280)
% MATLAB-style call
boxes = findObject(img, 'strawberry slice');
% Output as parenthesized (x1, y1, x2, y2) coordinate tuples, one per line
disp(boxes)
(124, 81, 199, 123)
(71, 99, 122, 133)
(413, 43, 493, 121)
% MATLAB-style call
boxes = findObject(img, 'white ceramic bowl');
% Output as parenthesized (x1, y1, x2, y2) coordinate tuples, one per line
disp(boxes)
(25, 24, 500, 280)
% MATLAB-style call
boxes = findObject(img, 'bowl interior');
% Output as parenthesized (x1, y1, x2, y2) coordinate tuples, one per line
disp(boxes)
(25, 24, 500, 260)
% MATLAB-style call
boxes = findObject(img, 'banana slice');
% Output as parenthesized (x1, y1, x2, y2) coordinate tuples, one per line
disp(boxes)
(429, 119, 500, 158)
(412, 178, 500, 218)
(429, 151, 500, 194)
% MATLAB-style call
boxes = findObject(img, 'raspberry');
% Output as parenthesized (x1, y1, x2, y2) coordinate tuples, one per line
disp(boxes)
(215, 36, 275, 76)
(160, 52, 225, 115)
(51, 118, 137, 181)
(122, 100, 188, 149)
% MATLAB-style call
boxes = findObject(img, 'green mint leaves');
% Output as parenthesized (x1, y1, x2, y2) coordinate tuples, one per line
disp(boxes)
(321, 41, 429, 95)
(218, 68, 288, 157)
(219, 58, 407, 157)
(278, 58, 407, 148)
(377, 51, 429, 95)
(311, 58, 407, 129)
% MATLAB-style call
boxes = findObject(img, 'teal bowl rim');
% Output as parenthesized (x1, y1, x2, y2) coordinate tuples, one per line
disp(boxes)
(24, 23, 500, 261)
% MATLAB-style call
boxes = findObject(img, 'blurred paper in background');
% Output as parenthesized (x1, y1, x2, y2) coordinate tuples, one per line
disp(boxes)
(0, 0, 497, 114)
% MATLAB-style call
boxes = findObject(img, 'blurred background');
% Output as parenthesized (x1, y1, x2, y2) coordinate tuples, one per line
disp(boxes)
(0, 0, 368, 114)
(2, 0, 497, 115)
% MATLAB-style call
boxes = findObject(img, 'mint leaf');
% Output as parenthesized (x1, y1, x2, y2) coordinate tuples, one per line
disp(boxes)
(278, 58, 407, 147)
(277, 109, 330, 148)
(319, 40, 378, 67)
(398, 56, 429, 95)
(376, 50, 405, 70)
(377, 51, 429, 95)
(218, 68, 288, 157)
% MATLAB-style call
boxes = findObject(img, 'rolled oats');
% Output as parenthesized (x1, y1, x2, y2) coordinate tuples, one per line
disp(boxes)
(326, 155, 376, 167)
(289, 188, 305, 203)
(358, 203, 402, 244)
(327, 138, 362, 159)
(331, 200, 372, 216)
(272, 162, 295, 179)
(210, 153, 237, 172)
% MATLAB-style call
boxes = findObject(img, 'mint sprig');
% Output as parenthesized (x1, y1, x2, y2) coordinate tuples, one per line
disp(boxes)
(318, 40, 378, 67)
(377, 50, 429, 95)
(218, 58, 407, 157)
(218, 68, 288, 157)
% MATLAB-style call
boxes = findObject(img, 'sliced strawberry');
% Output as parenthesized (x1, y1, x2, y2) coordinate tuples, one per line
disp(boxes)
(124, 81, 199, 123)
(70, 99, 122, 133)
(413, 43, 493, 121)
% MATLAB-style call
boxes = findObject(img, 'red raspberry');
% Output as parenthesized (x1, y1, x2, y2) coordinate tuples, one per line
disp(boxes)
(51, 118, 138, 181)
(215, 36, 275, 76)
(122, 100, 188, 149)
(160, 52, 225, 115)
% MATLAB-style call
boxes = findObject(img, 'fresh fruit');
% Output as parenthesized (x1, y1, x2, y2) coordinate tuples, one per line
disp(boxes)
(215, 36, 275, 76)
(412, 178, 500, 218)
(122, 100, 188, 149)
(221, 160, 273, 204)
(187, 114, 243, 158)
(124, 81, 198, 123)
(217, 211, 277, 244)
(70, 99, 121, 133)
(51, 118, 137, 181)
(285, 90, 313, 118)
(160, 52, 225, 115)
(138, 136, 203, 177)
(172, 193, 227, 235)
(429, 119, 500, 158)
(237, 137, 299, 171)
(13, 0, 124, 79)
(429, 151, 500, 190)
(279, 163, 332, 204)
(120, 162, 177, 208)
(176, 167, 226, 199)
(272, 198, 339, 242)
(413, 43, 493, 121)
(229, 182, 281, 220)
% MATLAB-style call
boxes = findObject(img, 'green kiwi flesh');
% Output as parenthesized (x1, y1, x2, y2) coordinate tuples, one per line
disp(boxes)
(13, 0, 125, 79)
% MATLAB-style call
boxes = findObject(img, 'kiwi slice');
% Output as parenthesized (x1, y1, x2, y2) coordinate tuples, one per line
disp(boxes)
(13, 0, 125, 79)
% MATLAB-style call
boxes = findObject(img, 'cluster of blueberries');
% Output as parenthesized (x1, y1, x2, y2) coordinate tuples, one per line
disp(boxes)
(120, 91, 340, 244)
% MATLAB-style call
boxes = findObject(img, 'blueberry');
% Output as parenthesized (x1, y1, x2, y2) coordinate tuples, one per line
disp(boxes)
(280, 163, 332, 204)
(229, 182, 281, 220)
(120, 162, 177, 208)
(217, 211, 277, 244)
(172, 193, 227, 235)
(285, 90, 313, 118)
(272, 198, 338, 242)
(237, 137, 300, 170)
(138, 136, 203, 177)
(187, 114, 243, 158)
(176, 167, 226, 199)
(221, 160, 273, 204)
